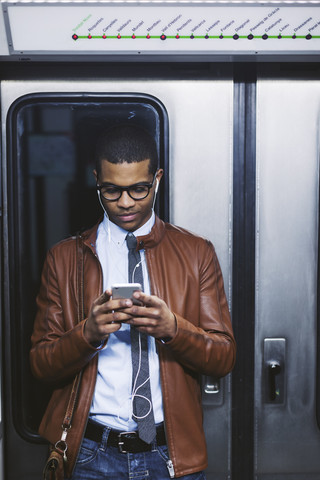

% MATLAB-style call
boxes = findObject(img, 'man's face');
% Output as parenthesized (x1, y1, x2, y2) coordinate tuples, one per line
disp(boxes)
(94, 159, 163, 232)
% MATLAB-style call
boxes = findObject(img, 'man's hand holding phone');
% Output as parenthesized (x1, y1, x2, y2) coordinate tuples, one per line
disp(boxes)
(84, 285, 140, 346)
(122, 290, 177, 341)
(84, 283, 177, 346)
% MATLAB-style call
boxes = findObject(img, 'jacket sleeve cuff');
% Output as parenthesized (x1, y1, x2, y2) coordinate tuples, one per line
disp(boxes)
(159, 312, 199, 348)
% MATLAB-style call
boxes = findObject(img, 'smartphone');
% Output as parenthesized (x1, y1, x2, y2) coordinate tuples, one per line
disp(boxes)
(112, 283, 142, 305)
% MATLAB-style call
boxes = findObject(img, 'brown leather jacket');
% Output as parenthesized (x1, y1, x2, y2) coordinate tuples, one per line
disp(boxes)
(30, 216, 236, 478)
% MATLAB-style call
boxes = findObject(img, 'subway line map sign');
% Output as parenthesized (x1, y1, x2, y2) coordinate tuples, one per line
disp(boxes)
(3, 2, 320, 56)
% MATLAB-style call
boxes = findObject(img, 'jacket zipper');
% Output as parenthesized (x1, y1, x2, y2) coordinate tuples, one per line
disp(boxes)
(156, 337, 175, 478)
(166, 459, 175, 478)
(145, 249, 176, 478)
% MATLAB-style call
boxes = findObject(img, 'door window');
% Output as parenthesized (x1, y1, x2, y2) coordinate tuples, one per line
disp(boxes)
(6, 93, 169, 440)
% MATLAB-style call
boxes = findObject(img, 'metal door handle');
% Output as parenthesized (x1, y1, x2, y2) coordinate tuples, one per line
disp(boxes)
(268, 362, 281, 401)
(204, 376, 220, 394)
(263, 339, 286, 404)
(202, 375, 223, 406)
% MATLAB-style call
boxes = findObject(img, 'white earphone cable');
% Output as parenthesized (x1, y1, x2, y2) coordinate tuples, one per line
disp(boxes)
(131, 331, 152, 420)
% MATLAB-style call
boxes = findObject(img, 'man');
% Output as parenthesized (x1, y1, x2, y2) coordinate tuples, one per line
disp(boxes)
(30, 125, 236, 480)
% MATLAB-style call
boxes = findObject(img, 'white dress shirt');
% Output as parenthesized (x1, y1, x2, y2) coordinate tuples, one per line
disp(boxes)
(90, 212, 164, 430)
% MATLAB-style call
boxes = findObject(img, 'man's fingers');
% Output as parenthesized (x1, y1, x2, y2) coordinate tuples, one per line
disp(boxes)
(132, 291, 158, 307)
(94, 291, 133, 311)
(94, 289, 112, 306)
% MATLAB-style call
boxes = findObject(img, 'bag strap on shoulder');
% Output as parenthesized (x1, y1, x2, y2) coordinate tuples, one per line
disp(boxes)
(43, 234, 85, 480)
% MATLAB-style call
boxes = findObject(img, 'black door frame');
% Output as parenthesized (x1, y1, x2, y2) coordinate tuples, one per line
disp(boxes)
(232, 64, 257, 480)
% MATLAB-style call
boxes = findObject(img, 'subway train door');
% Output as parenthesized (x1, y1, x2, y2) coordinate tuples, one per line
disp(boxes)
(0, 76, 233, 480)
(4, 69, 320, 480)
(251, 69, 320, 479)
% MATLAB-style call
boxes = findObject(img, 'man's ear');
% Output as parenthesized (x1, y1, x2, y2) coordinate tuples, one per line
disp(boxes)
(93, 169, 98, 182)
(156, 168, 164, 183)
(155, 169, 163, 194)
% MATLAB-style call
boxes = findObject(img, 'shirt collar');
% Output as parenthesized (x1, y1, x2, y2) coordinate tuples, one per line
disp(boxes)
(101, 212, 155, 247)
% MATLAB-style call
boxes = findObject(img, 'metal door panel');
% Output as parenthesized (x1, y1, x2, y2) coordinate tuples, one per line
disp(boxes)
(1, 78, 233, 479)
(256, 78, 320, 478)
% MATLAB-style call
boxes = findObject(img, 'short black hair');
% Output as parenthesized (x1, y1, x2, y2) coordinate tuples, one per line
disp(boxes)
(95, 124, 159, 176)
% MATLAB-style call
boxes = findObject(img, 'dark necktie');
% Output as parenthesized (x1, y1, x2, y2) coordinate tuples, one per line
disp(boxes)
(126, 232, 156, 444)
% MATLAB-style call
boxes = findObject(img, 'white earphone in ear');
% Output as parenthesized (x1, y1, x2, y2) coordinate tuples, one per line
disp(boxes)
(97, 189, 111, 243)
(152, 179, 160, 211)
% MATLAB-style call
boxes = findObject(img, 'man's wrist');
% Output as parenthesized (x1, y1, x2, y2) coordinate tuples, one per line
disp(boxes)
(159, 314, 177, 344)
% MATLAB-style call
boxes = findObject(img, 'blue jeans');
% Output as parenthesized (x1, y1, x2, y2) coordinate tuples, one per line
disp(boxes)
(69, 427, 206, 480)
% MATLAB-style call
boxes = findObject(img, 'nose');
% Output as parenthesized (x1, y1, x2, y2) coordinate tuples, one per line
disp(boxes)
(117, 190, 135, 209)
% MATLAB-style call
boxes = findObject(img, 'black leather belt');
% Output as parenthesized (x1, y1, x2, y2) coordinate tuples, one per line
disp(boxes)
(84, 419, 166, 453)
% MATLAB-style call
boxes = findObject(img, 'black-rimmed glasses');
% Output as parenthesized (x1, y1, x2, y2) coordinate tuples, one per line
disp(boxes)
(97, 174, 157, 202)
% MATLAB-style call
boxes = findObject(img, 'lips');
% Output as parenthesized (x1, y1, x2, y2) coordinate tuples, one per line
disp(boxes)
(117, 213, 138, 223)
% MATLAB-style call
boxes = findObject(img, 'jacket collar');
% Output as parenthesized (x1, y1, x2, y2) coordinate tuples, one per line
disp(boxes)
(80, 215, 166, 253)
(136, 215, 166, 250)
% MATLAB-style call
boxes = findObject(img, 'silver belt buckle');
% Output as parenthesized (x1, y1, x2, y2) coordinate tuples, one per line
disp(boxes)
(118, 431, 137, 454)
